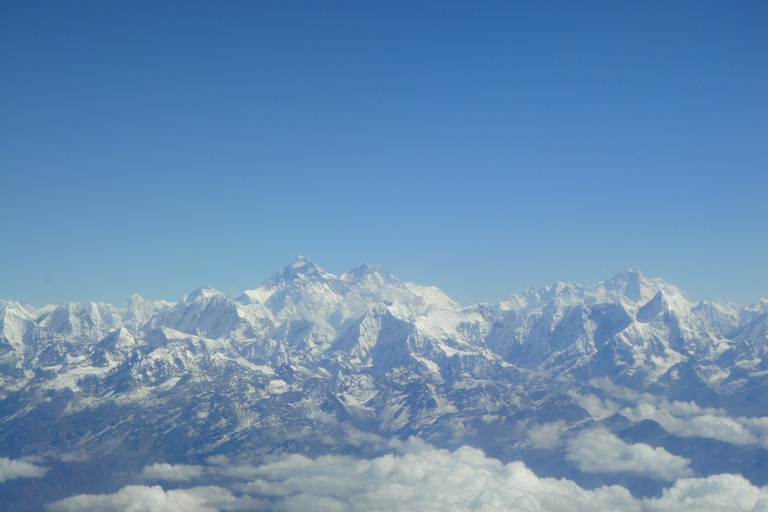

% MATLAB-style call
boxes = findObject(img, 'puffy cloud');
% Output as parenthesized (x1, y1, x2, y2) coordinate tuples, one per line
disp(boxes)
(565, 428, 693, 481)
(577, 384, 768, 448)
(620, 400, 768, 448)
(141, 462, 206, 481)
(643, 474, 768, 512)
(45, 485, 255, 512)
(572, 392, 620, 420)
(527, 421, 566, 449)
(0, 456, 49, 482)
(46, 440, 768, 512)
(237, 440, 637, 512)
(342, 423, 389, 448)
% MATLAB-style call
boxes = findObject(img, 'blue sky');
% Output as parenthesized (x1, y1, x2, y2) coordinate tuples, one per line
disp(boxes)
(1, 1, 766, 307)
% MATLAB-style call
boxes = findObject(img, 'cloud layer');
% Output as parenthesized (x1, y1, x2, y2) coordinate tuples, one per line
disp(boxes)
(46, 438, 768, 512)
(565, 428, 693, 481)
(0, 456, 49, 482)
(576, 379, 768, 448)
(46, 485, 243, 512)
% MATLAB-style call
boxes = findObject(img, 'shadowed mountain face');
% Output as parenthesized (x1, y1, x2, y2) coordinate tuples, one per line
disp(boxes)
(1, 259, 767, 508)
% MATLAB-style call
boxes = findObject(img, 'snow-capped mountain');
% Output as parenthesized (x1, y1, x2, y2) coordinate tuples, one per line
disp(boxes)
(1, 259, 766, 509)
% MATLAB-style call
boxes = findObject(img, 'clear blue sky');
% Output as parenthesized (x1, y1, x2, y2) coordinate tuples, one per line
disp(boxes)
(1, 1, 766, 307)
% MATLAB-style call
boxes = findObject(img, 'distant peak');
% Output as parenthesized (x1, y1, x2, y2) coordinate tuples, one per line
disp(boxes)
(260, 257, 334, 288)
(284, 256, 322, 275)
(124, 294, 145, 307)
(342, 263, 391, 282)
(290, 255, 313, 267)
(609, 267, 645, 280)
(186, 285, 220, 302)
(604, 268, 648, 303)
(749, 298, 768, 313)
(282, 256, 325, 275)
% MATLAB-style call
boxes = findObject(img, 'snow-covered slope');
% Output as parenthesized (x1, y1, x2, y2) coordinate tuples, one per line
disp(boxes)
(1, 259, 766, 505)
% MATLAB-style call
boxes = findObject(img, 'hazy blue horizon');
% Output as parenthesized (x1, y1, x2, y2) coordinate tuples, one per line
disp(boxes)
(2, 1, 766, 308)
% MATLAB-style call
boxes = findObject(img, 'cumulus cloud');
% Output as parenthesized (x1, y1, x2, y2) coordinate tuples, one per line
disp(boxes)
(574, 393, 620, 420)
(46, 439, 768, 512)
(0, 456, 49, 482)
(45, 485, 260, 512)
(643, 474, 768, 512)
(527, 421, 566, 449)
(141, 462, 206, 481)
(565, 428, 694, 481)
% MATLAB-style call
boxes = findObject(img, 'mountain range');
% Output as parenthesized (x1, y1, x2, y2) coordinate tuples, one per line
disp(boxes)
(1, 257, 767, 510)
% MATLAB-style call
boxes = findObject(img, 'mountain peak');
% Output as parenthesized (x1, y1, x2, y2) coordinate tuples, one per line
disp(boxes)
(598, 268, 668, 304)
(341, 263, 391, 282)
(636, 290, 666, 321)
(185, 285, 220, 302)
(272, 256, 331, 282)
(124, 294, 146, 308)
(289, 255, 314, 268)
(605, 268, 645, 299)
(252, 257, 337, 295)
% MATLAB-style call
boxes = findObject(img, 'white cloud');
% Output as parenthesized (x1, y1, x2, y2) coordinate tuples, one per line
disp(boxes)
(745, 417, 768, 441)
(46, 439, 768, 512)
(342, 423, 389, 449)
(573, 393, 619, 420)
(45, 485, 249, 512)
(588, 377, 642, 402)
(528, 421, 566, 449)
(643, 473, 768, 512)
(0, 456, 49, 482)
(565, 428, 693, 481)
(237, 441, 638, 512)
(206, 454, 230, 466)
(141, 462, 206, 481)
(620, 400, 768, 448)
(58, 452, 90, 462)
(576, 385, 768, 448)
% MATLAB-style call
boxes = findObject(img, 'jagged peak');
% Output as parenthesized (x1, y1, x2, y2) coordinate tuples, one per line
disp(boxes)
(341, 263, 392, 283)
(502, 281, 583, 309)
(593, 268, 689, 306)
(500, 268, 690, 312)
(262, 257, 335, 287)
(748, 298, 768, 312)
(694, 297, 740, 317)
(239, 258, 338, 305)
(289, 255, 313, 268)
(635, 290, 666, 322)
(100, 325, 134, 343)
(635, 289, 693, 324)
(601, 268, 647, 303)
(184, 285, 222, 302)
(284, 256, 334, 277)
(123, 294, 150, 309)
(0, 300, 34, 317)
